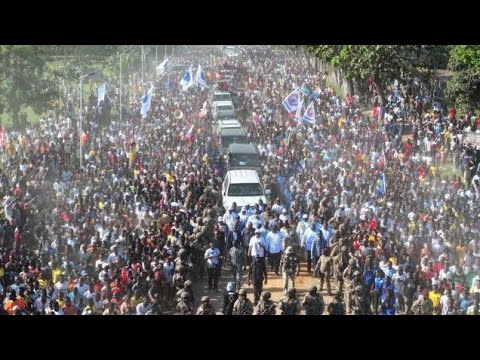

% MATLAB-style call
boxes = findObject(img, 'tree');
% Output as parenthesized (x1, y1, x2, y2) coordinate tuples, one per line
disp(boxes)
(305, 45, 449, 105)
(0, 45, 58, 128)
(446, 45, 480, 111)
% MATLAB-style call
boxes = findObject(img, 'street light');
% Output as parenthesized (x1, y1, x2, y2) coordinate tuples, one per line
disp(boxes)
(79, 70, 99, 170)
(118, 52, 127, 124)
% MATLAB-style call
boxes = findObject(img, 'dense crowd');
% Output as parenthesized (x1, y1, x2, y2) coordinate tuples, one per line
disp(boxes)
(0, 45, 479, 315)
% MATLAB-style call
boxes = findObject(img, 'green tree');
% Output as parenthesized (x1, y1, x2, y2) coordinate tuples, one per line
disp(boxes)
(305, 45, 449, 104)
(446, 45, 480, 111)
(0, 45, 59, 128)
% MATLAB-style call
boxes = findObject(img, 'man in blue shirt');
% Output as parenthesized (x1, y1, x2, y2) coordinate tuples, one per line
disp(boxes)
(372, 269, 385, 315)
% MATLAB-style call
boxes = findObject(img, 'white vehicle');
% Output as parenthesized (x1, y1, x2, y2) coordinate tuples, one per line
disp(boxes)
(217, 119, 242, 132)
(222, 169, 267, 209)
(213, 101, 235, 121)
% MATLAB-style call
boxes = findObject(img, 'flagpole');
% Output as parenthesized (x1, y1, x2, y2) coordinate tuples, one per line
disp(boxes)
(155, 45, 158, 69)
(141, 45, 144, 88)
(164, 44, 167, 59)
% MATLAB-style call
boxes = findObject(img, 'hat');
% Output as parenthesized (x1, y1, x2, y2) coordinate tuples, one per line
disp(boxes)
(218, 216, 223, 222)
(285, 246, 293, 254)
(255, 229, 261, 234)
(201, 296, 210, 302)
(302, 214, 308, 219)
(282, 208, 287, 213)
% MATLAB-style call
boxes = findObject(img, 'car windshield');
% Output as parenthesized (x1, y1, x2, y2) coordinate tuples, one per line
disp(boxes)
(222, 136, 247, 147)
(228, 183, 263, 197)
(213, 94, 231, 102)
(217, 114, 236, 121)
(230, 154, 259, 167)
(217, 105, 233, 111)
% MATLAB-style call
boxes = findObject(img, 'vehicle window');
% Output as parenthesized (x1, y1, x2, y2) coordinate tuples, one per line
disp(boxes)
(213, 94, 232, 102)
(230, 154, 259, 167)
(217, 105, 234, 111)
(227, 183, 263, 197)
(222, 136, 247, 147)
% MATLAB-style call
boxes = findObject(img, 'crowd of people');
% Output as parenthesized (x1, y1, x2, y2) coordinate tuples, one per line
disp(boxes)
(0, 45, 479, 315)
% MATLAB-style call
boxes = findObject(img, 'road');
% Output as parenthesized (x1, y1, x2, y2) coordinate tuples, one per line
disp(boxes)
(192, 261, 336, 315)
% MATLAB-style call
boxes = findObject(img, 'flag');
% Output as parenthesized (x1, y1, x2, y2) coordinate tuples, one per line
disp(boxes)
(195, 64, 208, 88)
(282, 87, 300, 113)
(97, 83, 106, 105)
(302, 86, 310, 96)
(310, 91, 319, 100)
(185, 124, 194, 141)
(140, 85, 154, 118)
(303, 101, 315, 123)
(379, 147, 386, 168)
(375, 172, 386, 197)
(179, 66, 194, 91)
(156, 57, 169, 76)
(294, 99, 304, 123)
(199, 101, 208, 118)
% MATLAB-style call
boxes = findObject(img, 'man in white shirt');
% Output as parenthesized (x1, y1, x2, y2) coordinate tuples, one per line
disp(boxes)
(266, 226, 283, 275)
(205, 242, 221, 291)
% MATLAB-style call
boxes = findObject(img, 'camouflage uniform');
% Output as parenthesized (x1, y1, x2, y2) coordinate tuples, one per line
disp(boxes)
(281, 246, 299, 293)
(327, 291, 346, 315)
(232, 289, 254, 315)
(256, 291, 276, 315)
(196, 297, 216, 315)
(411, 295, 434, 315)
(302, 286, 325, 315)
(334, 246, 350, 292)
(176, 293, 194, 315)
(342, 260, 359, 313)
(279, 288, 301, 315)
(351, 286, 371, 315)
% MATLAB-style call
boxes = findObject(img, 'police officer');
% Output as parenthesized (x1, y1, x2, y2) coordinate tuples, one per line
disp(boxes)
(196, 296, 216, 315)
(279, 287, 301, 315)
(327, 290, 345, 315)
(223, 281, 238, 315)
(233, 288, 254, 315)
(302, 285, 325, 315)
(256, 291, 276, 315)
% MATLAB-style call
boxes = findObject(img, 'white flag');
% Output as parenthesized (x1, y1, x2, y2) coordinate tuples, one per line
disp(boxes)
(294, 99, 304, 123)
(97, 83, 106, 105)
(156, 57, 169, 76)
(140, 85, 154, 118)
(303, 101, 315, 124)
(282, 87, 300, 113)
(195, 64, 208, 88)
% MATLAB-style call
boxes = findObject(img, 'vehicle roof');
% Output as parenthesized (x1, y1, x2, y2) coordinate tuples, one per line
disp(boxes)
(213, 90, 231, 95)
(228, 143, 257, 154)
(220, 128, 247, 136)
(219, 119, 241, 125)
(214, 101, 234, 107)
(226, 169, 261, 184)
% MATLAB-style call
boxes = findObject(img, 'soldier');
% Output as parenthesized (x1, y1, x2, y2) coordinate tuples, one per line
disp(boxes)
(351, 285, 371, 315)
(281, 246, 300, 294)
(342, 258, 359, 313)
(302, 285, 325, 315)
(176, 280, 194, 305)
(314, 247, 333, 295)
(175, 248, 193, 280)
(196, 296, 216, 315)
(411, 289, 434, 315)
(279, 287, 301, 315)
(233, 288, 254, 315)
(256, 291, 276, 315)
(176, 292, 194, 315)
(248, 255, 267, 306)
(327, 290, 345, 315)
(334, 245, 350, 292)
(228, 241, 246, 290)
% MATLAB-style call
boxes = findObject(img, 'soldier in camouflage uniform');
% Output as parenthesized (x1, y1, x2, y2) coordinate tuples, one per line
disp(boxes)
(176, 280, 195, 305)
(342, 258, 359, 313)
(411, 289, 434, 315)
(175, 248, 193, 281)
(302, 285, 325, 315)
(334, 245, 350, 292)
(327, 290, 345, 315)
(351, 285, 372, 315)
(233, 288, 254, 315)
(281, 246, 300, 294)
(256, 291, 276, 315)
(196, 296, 216, 315)
(176, 292, 194, 315)
(279, 288, 301, 315)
